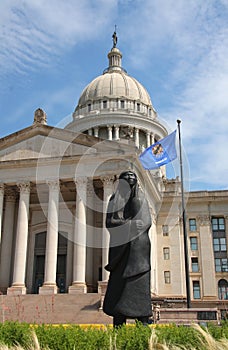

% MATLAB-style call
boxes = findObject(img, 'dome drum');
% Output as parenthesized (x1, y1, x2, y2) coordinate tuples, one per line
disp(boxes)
(74, 97, 156, 120)
(66, 111, 167, 152)
(82, 124, 162, 151)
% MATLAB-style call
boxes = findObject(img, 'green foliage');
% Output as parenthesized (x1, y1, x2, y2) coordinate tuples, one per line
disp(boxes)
(0, 321, 228, 350)
(35, 324, 112, 350)
(0, 322, 31, 348)
(154, 324, 201, 349)
(207, 321, 228, 340)
(115, 322, 151, 350)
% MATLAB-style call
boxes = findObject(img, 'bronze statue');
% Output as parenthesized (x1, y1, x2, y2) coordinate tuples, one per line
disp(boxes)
(112, 31, 117, 48)
(103, 171, 152, 327)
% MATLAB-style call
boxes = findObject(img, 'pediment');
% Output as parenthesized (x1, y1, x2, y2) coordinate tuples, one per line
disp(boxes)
(0, 125, 96, 162)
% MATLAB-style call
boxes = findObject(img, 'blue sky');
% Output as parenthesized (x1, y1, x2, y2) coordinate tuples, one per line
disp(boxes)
(0, 0, 228, 191)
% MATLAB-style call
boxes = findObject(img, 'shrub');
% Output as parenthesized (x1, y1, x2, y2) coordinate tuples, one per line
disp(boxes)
(35, 324, 112, 350)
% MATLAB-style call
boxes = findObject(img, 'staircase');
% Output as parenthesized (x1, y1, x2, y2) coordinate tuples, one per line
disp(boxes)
(0, 294, 222, 325)
(0, 294, 112, 324)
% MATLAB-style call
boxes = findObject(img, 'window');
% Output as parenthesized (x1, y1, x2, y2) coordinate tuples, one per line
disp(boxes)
(212, 217, 225, 231)
(191, 257, 199, 272)
(164, 271, 171, 284)
(193, 281, 201, 299)
(88, 103, 91, 112)
(162, 225, 169, 236)
(215, 258, 228, 272)
(103, 100, 107, 109)
(213, 237, 227, 252)
(189, 218, 197, 231)
(190, 237, 198, 251)
(163, 247, 170, 260)
(137, 103, 140, 111)
(197, 311, 217, 320)
(120, 100, 125, 108)
(218, 279, 228, 300)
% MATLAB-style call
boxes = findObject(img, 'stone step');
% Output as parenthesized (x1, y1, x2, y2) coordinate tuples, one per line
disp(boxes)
(1, 295, 219, 325)
(0, 294, 112, 324)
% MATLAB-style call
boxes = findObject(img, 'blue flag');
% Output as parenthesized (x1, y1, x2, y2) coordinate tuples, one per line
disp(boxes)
(139, 130, 177, 170)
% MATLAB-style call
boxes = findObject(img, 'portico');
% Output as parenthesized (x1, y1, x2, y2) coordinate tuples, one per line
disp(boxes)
(0, 119, 159, 296)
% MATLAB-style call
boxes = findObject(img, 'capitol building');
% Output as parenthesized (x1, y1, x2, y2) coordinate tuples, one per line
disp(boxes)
(0, 34, 228, 323)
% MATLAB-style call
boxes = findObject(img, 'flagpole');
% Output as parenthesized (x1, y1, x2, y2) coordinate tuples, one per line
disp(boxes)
(177, 119, 191, 309)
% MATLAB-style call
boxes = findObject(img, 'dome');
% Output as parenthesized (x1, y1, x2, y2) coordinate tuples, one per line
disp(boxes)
(78, 71, 152, 107)
(65, 32, 167, 158)
(75, 46, 154, 112)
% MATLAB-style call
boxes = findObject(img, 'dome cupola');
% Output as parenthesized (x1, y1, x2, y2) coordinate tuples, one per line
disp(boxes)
(106, 30, 123, 73)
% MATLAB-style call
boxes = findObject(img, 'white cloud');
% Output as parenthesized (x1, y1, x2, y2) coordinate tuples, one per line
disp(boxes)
(0, 0, 117, 76)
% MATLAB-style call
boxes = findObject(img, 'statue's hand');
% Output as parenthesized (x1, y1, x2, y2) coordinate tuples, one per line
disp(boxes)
(110, 217, 126, 226)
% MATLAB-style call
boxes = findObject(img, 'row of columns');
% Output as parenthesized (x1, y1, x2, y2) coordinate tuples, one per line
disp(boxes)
(0, 176, 114, 295)
(88, 125, 155, 148)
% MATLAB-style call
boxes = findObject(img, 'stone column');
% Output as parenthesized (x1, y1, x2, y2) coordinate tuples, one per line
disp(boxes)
(0, 190, 16, 293)
(135, 128, 139, 148)
(88, 129, 93, 136)
(151, 133, 155, 145)
(39, 180, 59, 294)
(114, 125, 120, 140)
(107, 125, 113, 140)
(69, 177, 87, 293)
(7, 182, 30, 295)
(98, 176, 114, 305)
(101, 176, 114, 281)
(198, 215, 217, 299)
(94, 127, 99, 138)
(0, 184, 4, 246)
(85, 180, 94, 292)
(146, 131, 151, 147)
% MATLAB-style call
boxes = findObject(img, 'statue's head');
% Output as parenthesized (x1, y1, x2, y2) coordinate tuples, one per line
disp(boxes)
(119, 171, 137, 188)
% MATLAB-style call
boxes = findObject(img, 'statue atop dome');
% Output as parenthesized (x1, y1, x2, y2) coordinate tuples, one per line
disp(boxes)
(112, 27, 117, 48)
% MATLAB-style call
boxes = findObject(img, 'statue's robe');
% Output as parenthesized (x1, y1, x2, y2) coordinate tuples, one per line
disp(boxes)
(103, 191, 152, 318)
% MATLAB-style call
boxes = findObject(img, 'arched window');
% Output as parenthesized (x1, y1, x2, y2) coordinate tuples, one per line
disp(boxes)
(218, 279, 228, 300)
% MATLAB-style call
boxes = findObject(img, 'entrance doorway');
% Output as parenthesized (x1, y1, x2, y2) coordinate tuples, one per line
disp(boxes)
(33, 232, 67, 293)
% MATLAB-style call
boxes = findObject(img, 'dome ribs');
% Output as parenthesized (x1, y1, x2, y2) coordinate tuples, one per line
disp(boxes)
(110, 74, 113, 95)
(121, 72, 129, 97)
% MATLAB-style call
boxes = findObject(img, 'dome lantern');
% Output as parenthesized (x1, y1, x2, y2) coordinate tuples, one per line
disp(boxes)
(107, 47, 123, 72)
(103, 30, 126, 74)
(105, 30, 124, 73)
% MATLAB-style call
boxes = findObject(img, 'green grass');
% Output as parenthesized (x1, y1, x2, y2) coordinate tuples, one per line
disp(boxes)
(0, 321, 228, 349)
